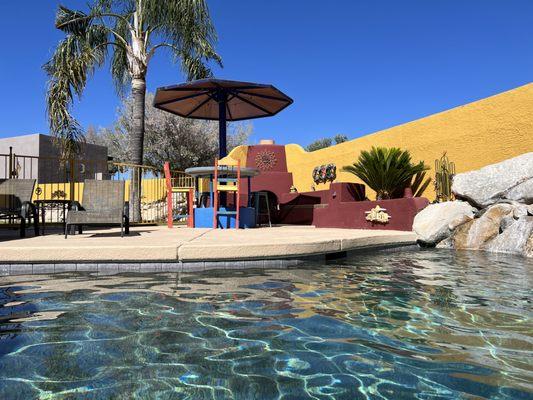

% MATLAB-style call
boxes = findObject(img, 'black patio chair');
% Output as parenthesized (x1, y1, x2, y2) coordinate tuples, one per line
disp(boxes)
(65, 180, 129, 238)
(0, 179, 39, 238)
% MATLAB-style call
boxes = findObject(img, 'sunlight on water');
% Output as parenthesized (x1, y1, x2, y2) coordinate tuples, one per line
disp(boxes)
(0, 250, 531, 399)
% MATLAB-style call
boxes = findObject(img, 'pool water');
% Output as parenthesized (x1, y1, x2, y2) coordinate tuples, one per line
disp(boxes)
(0, 250, 531, 399)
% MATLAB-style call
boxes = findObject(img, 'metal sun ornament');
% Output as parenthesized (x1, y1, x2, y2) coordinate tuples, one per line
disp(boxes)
(255, 150, 277, 170)
(365, 205, 391, 224)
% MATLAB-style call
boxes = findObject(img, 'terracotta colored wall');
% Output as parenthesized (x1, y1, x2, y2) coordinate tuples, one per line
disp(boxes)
(245, 144, 288, 172)
(223, 83, 533, 200)
(313, 194, 429, 231)
(277, 182, 428, 231)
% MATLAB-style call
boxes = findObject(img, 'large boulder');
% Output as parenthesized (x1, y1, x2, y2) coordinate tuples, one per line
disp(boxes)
(507, 179, 533, 204)
(525, 234, 533, 258)
(452, 152, 533, 208)
(413, 201, 476, 246)
(450, 203, 514, 249)
(482, 216, 533, 257)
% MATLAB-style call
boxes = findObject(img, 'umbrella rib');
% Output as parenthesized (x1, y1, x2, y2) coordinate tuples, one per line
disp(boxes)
(222, 85, 267, 90)
(162, 85, 213, 91)
(154, 91, 210, 107)
(208, 81, 265, 91)
(226, 94, 235, 120)
(232, 93, 273, 116)
(237, 91, 291, 103)
(185, 96, 213, 117)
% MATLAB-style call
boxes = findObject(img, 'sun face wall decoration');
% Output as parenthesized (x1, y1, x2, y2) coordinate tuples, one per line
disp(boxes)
(255, 150, 277, 171)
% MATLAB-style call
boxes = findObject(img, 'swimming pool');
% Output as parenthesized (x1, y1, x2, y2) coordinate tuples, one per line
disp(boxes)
(0, 250, 531, 399)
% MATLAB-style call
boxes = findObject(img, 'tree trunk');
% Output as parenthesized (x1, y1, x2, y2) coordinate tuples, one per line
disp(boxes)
(129, 77, 146, 223)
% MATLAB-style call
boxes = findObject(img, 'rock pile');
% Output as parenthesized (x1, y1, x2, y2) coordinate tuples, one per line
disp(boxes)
(413, 152, 533, 257)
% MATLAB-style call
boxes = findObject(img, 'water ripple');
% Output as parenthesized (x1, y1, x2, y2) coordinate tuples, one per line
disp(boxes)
(0, 249, 531, 399)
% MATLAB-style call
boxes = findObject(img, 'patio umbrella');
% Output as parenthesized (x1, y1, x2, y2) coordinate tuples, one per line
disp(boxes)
(153, 79, 293, 158)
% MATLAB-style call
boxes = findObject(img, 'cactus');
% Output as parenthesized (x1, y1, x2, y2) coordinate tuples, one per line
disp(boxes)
(434, 152, 455, 202)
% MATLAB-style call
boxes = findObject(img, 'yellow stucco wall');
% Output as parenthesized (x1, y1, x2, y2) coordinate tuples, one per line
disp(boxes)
(225, 83, 533, 200)
(221, 145, 248, 166)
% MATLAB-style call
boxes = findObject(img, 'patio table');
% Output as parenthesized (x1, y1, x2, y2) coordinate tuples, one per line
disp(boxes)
(185, 166, 260, 228)
(35, 199, 70, 235)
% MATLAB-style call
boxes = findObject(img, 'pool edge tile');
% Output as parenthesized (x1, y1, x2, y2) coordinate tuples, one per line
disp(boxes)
(181, 261, 205, 272)
(32, 264, 55, 274)
(0, 264, 9, 276)
(9, 264, 33, 275)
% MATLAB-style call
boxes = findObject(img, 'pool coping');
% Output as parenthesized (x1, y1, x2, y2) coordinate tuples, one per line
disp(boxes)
(0, 226, 419, 276)
(0, 243, 418, 276)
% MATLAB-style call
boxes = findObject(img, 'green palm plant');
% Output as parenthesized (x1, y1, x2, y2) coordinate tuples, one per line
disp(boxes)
(342, 147, 431, 200)
(44, 0, 221, 221)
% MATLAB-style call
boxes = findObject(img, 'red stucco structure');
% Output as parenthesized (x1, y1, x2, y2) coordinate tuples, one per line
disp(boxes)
(245, 144, 294, 203)
(234, 143, 428, 231)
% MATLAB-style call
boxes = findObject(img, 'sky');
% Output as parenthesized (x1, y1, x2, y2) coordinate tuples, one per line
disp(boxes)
(0, 0, 532, 147)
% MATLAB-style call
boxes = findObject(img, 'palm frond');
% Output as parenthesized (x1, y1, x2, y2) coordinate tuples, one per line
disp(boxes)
(45, 0, 222, 157)
(44, 7, 110, 156)
(411, 170, 432, 197)
(110, 16, 131, 95)
(144, 0, 222, 80)
(179, 52, 213, 80)
(55, 6, 91, 34)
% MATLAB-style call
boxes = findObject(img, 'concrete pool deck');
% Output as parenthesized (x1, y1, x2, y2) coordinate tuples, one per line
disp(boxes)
(0, 225, 416, 273)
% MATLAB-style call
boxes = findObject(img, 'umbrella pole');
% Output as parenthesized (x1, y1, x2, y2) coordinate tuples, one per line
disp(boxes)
(217, 95, 228, 207)
(218, 99, 227, 159)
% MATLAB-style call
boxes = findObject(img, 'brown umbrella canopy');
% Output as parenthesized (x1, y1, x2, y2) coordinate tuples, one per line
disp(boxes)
(153, 79, 293, 121)
(153, 79, 293, 157)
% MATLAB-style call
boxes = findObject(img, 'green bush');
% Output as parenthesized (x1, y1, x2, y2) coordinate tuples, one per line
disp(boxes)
(342, 146, 431, 200)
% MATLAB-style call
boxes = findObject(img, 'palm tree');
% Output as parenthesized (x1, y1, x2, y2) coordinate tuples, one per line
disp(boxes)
(342, 147, 431, 200)
(44, 0, 221, 221)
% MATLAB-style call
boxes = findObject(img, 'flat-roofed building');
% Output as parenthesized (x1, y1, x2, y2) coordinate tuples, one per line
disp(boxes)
(0, 133, 109, 183)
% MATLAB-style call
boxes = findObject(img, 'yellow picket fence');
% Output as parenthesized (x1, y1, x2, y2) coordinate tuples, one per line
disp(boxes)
(32, 178, 171, 204)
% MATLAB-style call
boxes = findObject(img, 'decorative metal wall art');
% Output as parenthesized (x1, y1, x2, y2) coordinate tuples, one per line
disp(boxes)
(312, 163, 336, 184)
(255, 150, 277, 170)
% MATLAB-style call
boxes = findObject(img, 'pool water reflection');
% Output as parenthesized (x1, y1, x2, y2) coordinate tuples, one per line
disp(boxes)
(0, 250, 531, 399)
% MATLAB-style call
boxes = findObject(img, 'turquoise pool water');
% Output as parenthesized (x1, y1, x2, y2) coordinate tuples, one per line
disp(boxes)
(0, 250, 531, 399)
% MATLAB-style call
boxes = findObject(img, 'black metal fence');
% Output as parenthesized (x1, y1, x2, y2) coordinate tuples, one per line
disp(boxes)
(0, 149, 193, 225)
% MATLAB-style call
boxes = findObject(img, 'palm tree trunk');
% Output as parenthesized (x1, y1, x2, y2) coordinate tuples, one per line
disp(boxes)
(129, 77, 146, 223)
